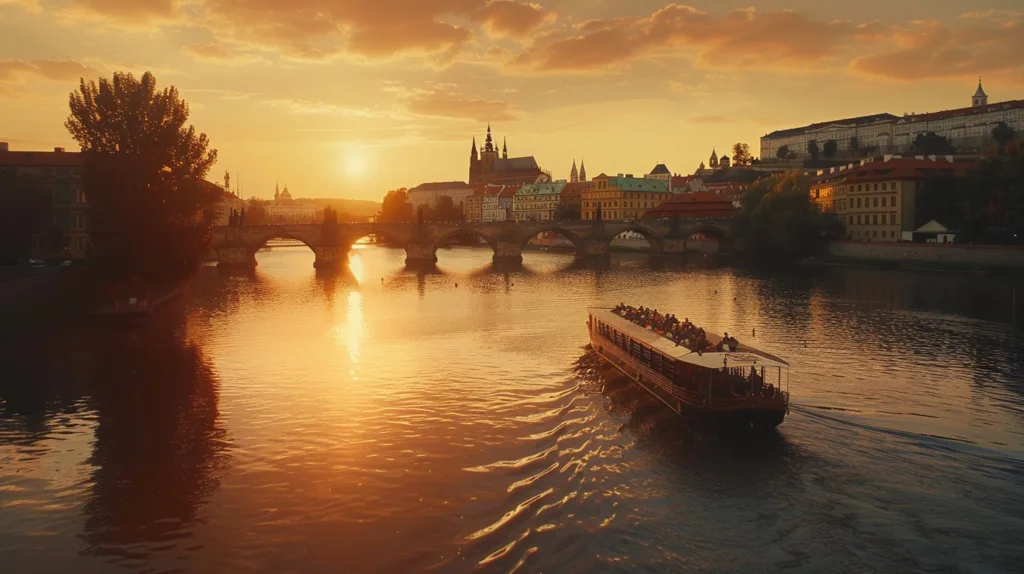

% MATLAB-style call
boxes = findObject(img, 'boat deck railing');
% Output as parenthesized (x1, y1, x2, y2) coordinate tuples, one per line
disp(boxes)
(593, 332, 787, 411)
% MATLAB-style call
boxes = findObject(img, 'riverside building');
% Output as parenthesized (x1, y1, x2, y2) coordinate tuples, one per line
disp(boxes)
(810, 156, 973, 242)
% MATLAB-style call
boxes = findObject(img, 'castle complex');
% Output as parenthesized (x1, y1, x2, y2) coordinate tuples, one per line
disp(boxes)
(760, 80, 1023, 160)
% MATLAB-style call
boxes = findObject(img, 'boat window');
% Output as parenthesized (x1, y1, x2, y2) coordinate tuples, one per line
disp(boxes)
(641, 346, 652, 365)
(663, 357, 675, 379)
(651, 352, 663, 373)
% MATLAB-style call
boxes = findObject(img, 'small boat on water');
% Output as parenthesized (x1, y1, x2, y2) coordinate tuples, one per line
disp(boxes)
(587, 307, 790, 430)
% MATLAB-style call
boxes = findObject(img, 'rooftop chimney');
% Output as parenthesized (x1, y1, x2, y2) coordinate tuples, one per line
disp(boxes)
(0, 142, 8, 152)
(54, 147, 65, 152)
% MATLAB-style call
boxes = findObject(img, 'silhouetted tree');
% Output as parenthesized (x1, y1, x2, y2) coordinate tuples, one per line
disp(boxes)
(993, 122, 1016, 149)
(912, 132, 955, 155)
(775, 145, 790, 160)
(65, 71, 218, 286)
(245, 198, 269, 225)
(823, 140, 838, 158)
(849, 136, 860, 154)
(807, 140, 820, 162)
(378, 188, 414, 222)
(731, 142, 753, 166)
(424, 195, 462, 222)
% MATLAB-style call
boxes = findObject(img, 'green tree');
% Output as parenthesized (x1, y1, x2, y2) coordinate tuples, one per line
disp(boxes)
(849, 136, 860, 155)
(916, 174, 964, 229)
(823, 140, 838, 158)
(807, 140, 820, 162)
(378, 188, 414, 222)
(734, 171, 828, 260)
(731, 142, 753, 166)
(554, 203, 581, 220)
(0, 171, 54, 262)
(992, 122, 1016, 149)
(775, 145, 790, 160)
(65, 71, 218, 286)
(912, 132, 955, 155)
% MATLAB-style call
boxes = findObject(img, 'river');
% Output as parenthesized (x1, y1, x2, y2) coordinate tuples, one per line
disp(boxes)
(2, 245, 1023, 573)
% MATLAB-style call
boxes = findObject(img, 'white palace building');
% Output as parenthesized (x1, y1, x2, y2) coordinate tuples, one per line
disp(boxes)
(760, 80, 1023, 160)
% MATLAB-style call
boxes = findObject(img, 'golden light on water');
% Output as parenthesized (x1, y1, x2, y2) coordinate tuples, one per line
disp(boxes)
(335, 290, 366, 372)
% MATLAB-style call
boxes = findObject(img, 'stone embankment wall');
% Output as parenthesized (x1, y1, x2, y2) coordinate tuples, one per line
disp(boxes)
(826, 241, 1024, 269)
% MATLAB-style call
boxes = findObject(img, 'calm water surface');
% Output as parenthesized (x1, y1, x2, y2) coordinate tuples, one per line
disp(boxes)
(2, 245, 1024, 573)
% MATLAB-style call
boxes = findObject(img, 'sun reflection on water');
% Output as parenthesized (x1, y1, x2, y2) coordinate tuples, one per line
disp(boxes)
(334, 290, 366, 374)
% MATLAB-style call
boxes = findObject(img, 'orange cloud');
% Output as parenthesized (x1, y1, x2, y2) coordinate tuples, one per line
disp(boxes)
(406, 89, 516, 121)
(851, 13, 1024, 81)
(472, 1, 553, 37)
(193, 0, 551, 60)
(0, 0, 39, 10)
(0, 60, 99, 83)
(514, 4, 858, 72)
(180, 42, 265, 63)
(68, 0, 176, 23)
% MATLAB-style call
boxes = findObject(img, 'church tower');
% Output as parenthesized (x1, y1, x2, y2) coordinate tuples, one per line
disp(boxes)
(274, 181, 280, 203)
(709, 149, 719, 169)
(570, 159, 578, 183)
(579, 160, 587, 182)
(503, 137, 508, 159)
(973, 78, 988, 107)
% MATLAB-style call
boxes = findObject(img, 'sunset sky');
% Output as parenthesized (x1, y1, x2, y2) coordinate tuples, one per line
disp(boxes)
(2, 0, 1023, 201)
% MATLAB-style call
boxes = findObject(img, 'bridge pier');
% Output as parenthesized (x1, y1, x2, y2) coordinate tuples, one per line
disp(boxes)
(405, 242, 437, 266)
(662, 238, 687, 256)
(492, 241, 523, 265)
(215, 246, 257, 269)
(575, 239, 610, 261)
(313, 245, 349, 269)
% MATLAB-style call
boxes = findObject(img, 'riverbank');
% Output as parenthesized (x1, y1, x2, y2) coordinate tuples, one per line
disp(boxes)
(0, 266, 93, 338)
(805, 241, 1024, 276)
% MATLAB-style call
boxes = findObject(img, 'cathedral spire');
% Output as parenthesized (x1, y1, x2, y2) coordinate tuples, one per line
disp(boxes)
(502, 136, 507, 159)
(484, 123, 494, 152)
(570, 159, 578, 183)
(579, 159, 587, 182)
(471, 137, 478, 160)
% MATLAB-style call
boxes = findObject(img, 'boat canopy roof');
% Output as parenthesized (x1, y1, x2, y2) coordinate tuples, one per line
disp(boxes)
(588, 308, 790, 369)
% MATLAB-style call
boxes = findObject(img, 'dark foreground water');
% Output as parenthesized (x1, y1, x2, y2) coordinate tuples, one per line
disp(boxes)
(2, 245, 1024, 573)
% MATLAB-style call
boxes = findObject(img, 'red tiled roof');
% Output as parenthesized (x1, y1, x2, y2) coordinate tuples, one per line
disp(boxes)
(813, 158, 976, 187)
(0, 149, 83, 167)
(498, 186, 518, 198)
(899, 99, 1024, 123)
(644, 197, 738, 219)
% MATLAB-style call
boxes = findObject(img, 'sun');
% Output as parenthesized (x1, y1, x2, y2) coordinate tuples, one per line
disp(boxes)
(342, 148, 370, 180)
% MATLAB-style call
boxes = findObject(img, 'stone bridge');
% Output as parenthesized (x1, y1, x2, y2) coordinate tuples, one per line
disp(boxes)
(210, 219, 735, 269)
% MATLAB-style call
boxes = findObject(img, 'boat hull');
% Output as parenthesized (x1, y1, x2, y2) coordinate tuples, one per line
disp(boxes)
(591, 332, 786, 431)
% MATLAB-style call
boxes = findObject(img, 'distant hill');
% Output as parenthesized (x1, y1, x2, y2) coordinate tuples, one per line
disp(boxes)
(296, 198, 381, 217)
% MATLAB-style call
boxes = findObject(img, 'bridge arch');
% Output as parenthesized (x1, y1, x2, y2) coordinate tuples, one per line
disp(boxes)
(686, 223, 731, 254)
(519, 225, 583, 252)
(608, 222, 664, 253)
(433, 227, 499, 253)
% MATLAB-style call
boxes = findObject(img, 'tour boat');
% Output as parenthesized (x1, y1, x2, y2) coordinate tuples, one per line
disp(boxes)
(587, 307, 790, 430)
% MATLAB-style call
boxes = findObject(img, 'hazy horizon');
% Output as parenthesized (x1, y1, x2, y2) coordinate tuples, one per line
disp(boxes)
(2, 0, 1023, 201)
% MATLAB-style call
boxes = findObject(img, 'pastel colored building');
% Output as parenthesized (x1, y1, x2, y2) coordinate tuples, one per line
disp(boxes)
(581, 174, 670, 221)
(513, 181, 566, 222)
